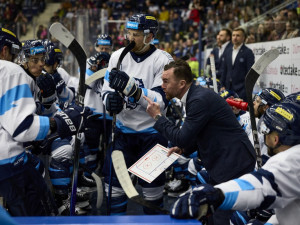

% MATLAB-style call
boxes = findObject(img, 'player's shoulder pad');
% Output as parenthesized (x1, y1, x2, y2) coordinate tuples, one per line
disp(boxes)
(156, 49, 173, 62)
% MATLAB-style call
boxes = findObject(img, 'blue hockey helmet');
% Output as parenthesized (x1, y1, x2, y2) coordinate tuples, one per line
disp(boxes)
(260, 102, 300, 146)
(126, 14, 159, 37)
(219, 89, 239, 99)
(95, 34, 112, 47)
(22, 40, 46, 59)
(199, 76, 221, 92)
(282, 92, 300, 105)
(255, 88, 285, 106)
(0, 27, 21, 58)
(87, 52, 110, 70)
(42, 40, 63, 66)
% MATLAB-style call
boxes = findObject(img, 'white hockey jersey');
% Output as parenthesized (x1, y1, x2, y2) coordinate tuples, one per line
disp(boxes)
(216, 144, 300, 225)
(84, 68, 112, 119)
(239, 112, 268, 156)
(102, 47, 173, 133)
(57, 67, 79, 92)
(0, 60, 50, 179)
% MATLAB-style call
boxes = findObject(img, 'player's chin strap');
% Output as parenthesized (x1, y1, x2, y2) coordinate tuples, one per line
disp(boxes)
(134, 36, 153, 54)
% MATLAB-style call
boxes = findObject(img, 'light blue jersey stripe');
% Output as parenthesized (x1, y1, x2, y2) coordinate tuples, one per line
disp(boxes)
(219, 191, 239, 210)
(0, 84, 33, 115)
(36, 116, 49, 140)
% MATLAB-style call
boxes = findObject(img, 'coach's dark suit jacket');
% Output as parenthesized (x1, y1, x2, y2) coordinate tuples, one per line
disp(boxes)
(154, 83, 256, 184)
(207, 42, 233, 80)
(221, 44, 254, 100)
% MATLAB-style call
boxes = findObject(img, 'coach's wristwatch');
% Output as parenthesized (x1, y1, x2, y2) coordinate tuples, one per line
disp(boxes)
(154, 114, 162, 121)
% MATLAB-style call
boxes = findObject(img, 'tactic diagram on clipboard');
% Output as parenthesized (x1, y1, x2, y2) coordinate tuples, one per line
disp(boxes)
(128, 144, 179, 183)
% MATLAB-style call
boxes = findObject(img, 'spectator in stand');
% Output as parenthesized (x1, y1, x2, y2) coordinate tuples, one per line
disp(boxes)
(287, 8, 299, 26)
(14, 10, 28, 35)
(221, 27, 255, 101)
(245, 33, 256, 44)
(281, 20, 300, 39)
(189, 2, 201, 26)
(264, 15, 275, 41)
(270, 13, 287, 40)
(256, 23, 267, 42)
(172, 11, 183, 35)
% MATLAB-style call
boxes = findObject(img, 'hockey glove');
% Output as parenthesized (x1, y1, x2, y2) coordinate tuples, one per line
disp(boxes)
(54, 105, 93, 139)
(106, 91, 124, 115)
(52, 71, 66, 94)
(171, 184, 224, 220)
(109, 69, 138, 97)
(37, 72, 57, 106)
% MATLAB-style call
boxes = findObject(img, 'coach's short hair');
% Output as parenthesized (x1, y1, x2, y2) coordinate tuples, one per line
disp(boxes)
(220, 28, 232, 38)
(164, 59, 193, 84)
(233, 27, 247, 39)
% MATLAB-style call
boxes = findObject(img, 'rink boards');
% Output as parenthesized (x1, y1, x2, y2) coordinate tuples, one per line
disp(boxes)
(14, 215, 201, 225)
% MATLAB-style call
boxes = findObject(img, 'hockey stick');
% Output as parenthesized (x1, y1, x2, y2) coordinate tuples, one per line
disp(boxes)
(209, 55, 218, 93)
(107, 41, 136, 215)
(85, 68, 107, 86)
(112, 150, 169, 214)
(49, 22, 87, 216)
(80, 164, 103, 209)
(245, 48, 279, 169)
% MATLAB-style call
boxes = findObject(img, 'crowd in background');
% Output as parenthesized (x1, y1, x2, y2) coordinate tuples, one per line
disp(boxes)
(47, 0, 300, 59)
(3, 0, 300, 74)
(0, 0, 46, 36)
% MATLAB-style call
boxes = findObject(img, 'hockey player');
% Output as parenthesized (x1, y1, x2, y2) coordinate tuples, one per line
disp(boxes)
(251, 88, 285, 159)
(0, 28, 92, 216)
(42, 40, 75, 106)
(101, 14, 173, 214)
(79, 52, 111, 191)
(283, 91, 300, 105)
(94, 34, 113, 54)
(171, 102, 300, 225)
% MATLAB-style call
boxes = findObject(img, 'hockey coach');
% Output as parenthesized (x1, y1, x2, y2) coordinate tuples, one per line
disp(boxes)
(145, 59, 256, 224)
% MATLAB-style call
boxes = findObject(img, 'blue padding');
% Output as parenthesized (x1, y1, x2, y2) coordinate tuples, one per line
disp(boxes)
(0, 206, 18, 225)
(36, 116, 49, 140)
(0, 84, 33, 115)
(50, 178, 70, 186)
(218, 191, 239, 210)
(15, 215, 201, 224)
(234, 178, 255, 191)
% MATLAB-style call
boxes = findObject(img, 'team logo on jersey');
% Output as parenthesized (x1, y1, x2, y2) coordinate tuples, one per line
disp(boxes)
(124, 78, 144, 110)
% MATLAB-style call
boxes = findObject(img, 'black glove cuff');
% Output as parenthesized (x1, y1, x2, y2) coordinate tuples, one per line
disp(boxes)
(215, 188, 225, 209)
(50, 117, 57, 134)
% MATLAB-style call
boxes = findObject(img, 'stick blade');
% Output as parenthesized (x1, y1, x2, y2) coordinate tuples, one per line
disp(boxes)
(252, 48, 279, 74)
(49, 22, 74, 47)
(112, 150, 139, 198)
(245, 48, 279, 102)
(85, 68, 107, 85)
